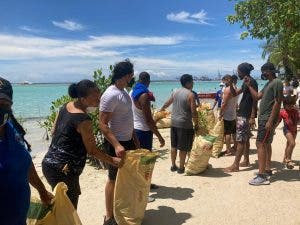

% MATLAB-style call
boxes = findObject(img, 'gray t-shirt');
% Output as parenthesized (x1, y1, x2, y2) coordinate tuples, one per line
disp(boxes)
(100, 85, 133, 141)
(259, 78, 283, 121)
(171, 87, 193, 129)
(238, 77, 258, 119)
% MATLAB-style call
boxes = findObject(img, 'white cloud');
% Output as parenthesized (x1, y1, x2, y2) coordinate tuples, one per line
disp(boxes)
(166, 10, 211, 25)
(19, 26, 41, 33)
(0, 34, 184, 60)
(52, 20, 84, 31)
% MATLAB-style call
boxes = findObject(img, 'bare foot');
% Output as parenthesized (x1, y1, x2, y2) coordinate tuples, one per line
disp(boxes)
(239, 161, 250, 167)
(223, 165, 239, 172)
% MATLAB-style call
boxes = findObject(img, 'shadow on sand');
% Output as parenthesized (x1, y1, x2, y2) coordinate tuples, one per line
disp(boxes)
(154, 148, 169, 160)
(150, 185, 194, 201)
(200, 166, 232, 178)
(143, 206, 192, 225)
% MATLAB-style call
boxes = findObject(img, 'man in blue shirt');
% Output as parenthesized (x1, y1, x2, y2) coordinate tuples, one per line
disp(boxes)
(212, 82, 225, 111)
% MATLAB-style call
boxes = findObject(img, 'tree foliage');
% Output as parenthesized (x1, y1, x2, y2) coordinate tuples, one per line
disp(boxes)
(227, 0, 300, 77)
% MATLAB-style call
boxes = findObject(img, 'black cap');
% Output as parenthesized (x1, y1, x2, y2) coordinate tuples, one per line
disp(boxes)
(0, 77, 13, 103)
(261, 62, 279, 73)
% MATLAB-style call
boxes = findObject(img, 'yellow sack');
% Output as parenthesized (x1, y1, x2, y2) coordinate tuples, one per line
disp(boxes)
(153, 110, 170, 121)
(156, 117, 171, 129)
(27, 182, 82, 225)
(205, 110, 215, 131)
(114, 149, 158, 225)
(210, 120, 224, 158)
(185, 135, 216, 175)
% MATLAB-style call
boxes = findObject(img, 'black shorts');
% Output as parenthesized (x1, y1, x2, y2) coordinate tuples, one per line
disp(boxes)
(256, 119, 275, 144)
(42, 161, 80, 209)
(171, 127, 194, 152)
(224, 119, 236, 135)
(103, 139, 136, 181)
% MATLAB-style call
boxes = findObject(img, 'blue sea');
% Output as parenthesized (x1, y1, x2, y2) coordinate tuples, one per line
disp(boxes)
(12, 80, 267, 119)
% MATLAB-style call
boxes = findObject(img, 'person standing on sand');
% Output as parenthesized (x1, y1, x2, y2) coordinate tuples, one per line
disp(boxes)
(42, 80, 120, 209)
(99, 60, 140, 225)
(160, 74, 199, 174)
(218, 75, 238, 156)
(246, 62, 283, 185)
(224, 63, 258, 172)
(0, 77, 53, 225)
(212, 82, 225, 111)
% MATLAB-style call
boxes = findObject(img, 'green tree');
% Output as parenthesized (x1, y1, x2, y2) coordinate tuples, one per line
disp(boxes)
(227, 0, 300, 78)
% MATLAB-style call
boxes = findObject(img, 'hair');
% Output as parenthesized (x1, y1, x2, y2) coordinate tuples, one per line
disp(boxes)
(111, 59, 134, 84)
(238, 62, 254, 75)
(180, 74, 193, 87)
(283, 95, 296, 107)
(231, 75, 238, 84)
(222, 74, 232, 81)
(68, 79, 98, 98)
(139, 72, 150, 84)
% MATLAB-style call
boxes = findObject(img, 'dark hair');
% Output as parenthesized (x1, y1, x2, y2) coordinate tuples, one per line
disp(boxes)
(283, 95, 296, 106)
(261, 62, 278, 74)
(111, 59, 134, 84)
(68, 79, 98, 98)
(238, 62, 254, 75)
(139, 72, 150, 83)
(222, 74, 232, 81)
(180, 74, 193, 87)
(231, 75, 238, 84)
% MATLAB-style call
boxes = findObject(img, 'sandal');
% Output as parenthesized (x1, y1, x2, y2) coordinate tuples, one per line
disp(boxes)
(285, 161, 294, 170)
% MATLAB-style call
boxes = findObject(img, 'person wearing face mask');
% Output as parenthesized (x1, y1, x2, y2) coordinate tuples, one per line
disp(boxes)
(160, 74, 199, 174)
(224, 63, 258, 172)
(99, 60, 140, 225)
(245, 62, 283, 185)
(42, 79, 121, 209)
(218, 75, 238, 156)
(0, 77, 53, 225)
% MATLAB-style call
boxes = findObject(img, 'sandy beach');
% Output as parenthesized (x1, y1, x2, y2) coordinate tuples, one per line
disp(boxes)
(26, 119, 300, 225)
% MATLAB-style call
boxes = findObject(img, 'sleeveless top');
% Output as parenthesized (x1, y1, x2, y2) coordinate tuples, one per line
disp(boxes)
(130, 93, 150, 131)
(223, 92, 238, 121)
(171, 88, 193, 129)
(43, 104, 91, 175)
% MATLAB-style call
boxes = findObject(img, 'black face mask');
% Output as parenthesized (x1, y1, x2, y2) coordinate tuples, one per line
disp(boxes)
(127, 77, 135, 88)
(261, 73, 267, 80)
(0, 108, 11, 127)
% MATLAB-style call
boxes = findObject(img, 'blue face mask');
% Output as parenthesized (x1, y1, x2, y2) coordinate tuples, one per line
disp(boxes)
(0, 108, 10, 127)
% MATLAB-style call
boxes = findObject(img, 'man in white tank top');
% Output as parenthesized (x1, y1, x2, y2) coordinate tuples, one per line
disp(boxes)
(219, 75, 238, 156)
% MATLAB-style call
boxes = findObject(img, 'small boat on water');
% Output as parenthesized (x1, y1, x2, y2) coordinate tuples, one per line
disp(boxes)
(197, 92, 215, 99)
(20, 81, 33, 85)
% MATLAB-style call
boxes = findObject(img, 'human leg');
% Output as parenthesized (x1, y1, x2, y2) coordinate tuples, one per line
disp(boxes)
(240, 139, 250, 167)
(223, 141, 245, 172)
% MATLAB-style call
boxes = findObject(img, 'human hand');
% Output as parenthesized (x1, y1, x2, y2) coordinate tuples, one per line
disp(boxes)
(111, 157, 123, 168)
(158, 136, 165, 147)
(39, 190, 54, 205)
(244, 76, 251, 86)
(265, 120, 272, 131)
(115, 145, 125, 158)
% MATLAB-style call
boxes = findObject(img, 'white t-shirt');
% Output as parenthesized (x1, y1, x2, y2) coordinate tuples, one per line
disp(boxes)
(100, 85, 133, 141)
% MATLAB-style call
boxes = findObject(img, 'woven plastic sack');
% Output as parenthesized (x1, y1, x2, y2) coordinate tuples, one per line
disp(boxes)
(210, 120, 224, 158)
(153, 110, 170, 121)
(156, 117, 171, 129)
(27, 182, 82, 225)
(185, 135, 216, 175)
(114, 149, 158, 225)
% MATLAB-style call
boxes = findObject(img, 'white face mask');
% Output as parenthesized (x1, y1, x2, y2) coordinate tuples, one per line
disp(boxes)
(86, 107, 98, 113)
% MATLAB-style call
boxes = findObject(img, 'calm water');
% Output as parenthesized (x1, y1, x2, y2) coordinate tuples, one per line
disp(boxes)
(12, 80, 267, 119)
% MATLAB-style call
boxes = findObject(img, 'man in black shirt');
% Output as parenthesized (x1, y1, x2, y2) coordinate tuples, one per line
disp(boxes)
(224, 63, 258, 172)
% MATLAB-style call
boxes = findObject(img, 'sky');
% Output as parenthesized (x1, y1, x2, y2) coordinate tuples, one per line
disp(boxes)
(0, 0, 266, 82)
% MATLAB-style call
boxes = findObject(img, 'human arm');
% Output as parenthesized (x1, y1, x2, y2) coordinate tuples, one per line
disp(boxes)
(249, 81, 258, 127)
(99, 112, 126, 158)
(28, 163, 53, 205)
(78, 120, 121, 166)
(139, 93, 165, 147)
(230, 84, 242, 96)
(212, 100, 217, 110)
(244, 77, 263, 100)
(160, 95, 174, 111)
(132, 130, 141, 149)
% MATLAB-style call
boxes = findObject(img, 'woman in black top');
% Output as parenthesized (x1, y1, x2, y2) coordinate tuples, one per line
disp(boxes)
(42, 80, 120, 208)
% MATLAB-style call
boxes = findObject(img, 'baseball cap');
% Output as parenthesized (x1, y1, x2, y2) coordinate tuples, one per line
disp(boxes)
(0, 77, 13, 103)
(261, 62, 279, 73)
(219, 82, 225, 86)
